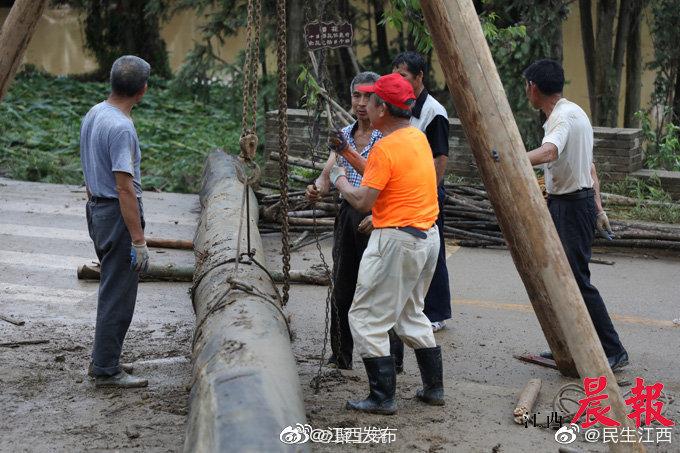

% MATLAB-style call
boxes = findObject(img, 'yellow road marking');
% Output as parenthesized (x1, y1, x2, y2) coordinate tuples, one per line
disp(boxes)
(452, 298, 675, 328)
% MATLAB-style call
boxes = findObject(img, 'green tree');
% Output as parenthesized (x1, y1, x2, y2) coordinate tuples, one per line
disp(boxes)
(69, 0, 172, 79)
(648, 0, 680, 126)
(382, 0, 569, 149)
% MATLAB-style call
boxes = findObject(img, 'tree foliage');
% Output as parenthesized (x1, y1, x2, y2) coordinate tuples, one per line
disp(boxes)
(381, 0, 568, 149)
(648, 0, 680, 126)
(635, 0, 680, 170)
(67, 0, 172, 79)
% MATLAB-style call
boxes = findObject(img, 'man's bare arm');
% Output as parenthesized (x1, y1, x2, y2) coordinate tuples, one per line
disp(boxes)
(114, 172, 144, 244)
(527, 142, 558, 166)
(590, 162, 604, 213)
(434, 155, 448, 185)
(334, 177, 380, 213)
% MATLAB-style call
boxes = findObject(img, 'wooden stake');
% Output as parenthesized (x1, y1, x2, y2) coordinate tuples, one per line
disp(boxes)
(421, 2, 643, 449)
(0, 0, 49, 102)
(513, 378, 542, 424)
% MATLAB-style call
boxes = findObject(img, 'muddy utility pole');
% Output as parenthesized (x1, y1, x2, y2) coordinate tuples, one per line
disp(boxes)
(0, 0, 48, 102)
(420, 2, 643, 450)
(185, 151, 307, 453)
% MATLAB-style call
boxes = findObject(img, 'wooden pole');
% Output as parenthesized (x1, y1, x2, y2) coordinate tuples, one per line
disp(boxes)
(421, 2, 643, 449)
(0, 0, 49, 102)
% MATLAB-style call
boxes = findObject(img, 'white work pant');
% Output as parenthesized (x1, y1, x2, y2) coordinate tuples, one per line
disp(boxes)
(348, 226, 440, 358)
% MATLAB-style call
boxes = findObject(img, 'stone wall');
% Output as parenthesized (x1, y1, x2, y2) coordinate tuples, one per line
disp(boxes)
(448, 121, 645, 182)
(265, 109, 646, 184)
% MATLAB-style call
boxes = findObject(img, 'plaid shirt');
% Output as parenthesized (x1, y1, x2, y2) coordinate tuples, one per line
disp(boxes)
(337, 122, 382, 187)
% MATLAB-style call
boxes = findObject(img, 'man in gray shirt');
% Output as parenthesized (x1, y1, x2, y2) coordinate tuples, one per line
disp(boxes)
(80, 55, 151, 388)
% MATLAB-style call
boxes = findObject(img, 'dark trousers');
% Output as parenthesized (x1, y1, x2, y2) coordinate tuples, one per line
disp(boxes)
(548, 194, 625, 357)
(330, 200, 370, 368)
(86, 198, 144, 376)
(424, 185, 452, 322)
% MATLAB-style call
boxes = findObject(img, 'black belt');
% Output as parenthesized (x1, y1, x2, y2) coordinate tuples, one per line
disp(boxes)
(390, 226, 428, 239)
(89, 196, 118, 203)
(548, 188, 594, 200)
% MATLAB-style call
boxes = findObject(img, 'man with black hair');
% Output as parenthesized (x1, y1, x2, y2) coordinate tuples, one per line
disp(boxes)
(80, 55, 151, 388)
(523, 59, 628, 371)
(392, 51, 451, 334)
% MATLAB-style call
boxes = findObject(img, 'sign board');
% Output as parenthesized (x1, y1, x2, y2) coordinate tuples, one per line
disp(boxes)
(304, 21, 353, 50)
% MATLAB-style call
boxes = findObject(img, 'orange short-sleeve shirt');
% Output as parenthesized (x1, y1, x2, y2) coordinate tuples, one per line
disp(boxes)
(360, 126, 439, 230)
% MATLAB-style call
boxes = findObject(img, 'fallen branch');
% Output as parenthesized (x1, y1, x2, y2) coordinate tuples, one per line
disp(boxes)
(602, 192, 679, 209)
(271, 265, 330, 286)
(78, 263, 194, 282)
(288, 217, 335, 226)
(290, 231, 334, 252)
(0, 339, 49, 348)
(287, 209, 335, 218)
(147, 238, 193, 250)
(0, 314, 25, 326)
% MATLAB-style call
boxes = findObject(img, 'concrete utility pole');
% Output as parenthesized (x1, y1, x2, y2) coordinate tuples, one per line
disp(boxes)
(0, 0, 48, 102)
(185, 151, 307, 453)
(420, 2, 643, 451)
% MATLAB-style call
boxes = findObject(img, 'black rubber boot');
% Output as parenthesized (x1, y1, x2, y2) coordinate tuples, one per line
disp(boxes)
(388, 329, 404, 374)
(414, 346, 445, 406)
(346, 356, 397, 415)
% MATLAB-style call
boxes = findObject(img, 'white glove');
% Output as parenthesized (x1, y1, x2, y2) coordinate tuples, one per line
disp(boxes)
(596, 211, 613, 240)
(130, 242, 150, 272)
(329, 164, 347, 186)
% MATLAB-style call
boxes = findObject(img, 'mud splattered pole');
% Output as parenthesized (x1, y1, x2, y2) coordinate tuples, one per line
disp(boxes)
(185, 151, 307, 452)
(421, 2, 643, 451)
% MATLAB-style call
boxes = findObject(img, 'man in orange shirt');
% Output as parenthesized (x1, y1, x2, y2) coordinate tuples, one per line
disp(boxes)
(329, 73, 444, 414)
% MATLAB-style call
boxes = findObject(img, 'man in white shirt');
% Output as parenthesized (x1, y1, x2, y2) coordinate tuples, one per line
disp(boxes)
(524, 59, 628, 371)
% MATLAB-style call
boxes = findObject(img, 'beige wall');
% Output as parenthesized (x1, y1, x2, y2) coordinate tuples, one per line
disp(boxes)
(561, 2, 656, 125)
(1, 4, 657, 126)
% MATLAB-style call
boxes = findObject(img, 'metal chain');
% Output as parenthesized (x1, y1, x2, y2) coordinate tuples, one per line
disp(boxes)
(302, 0, 348, 391)
(241, 0, 261, 137)
(308, 48, 341, 393)
(276, 0, 291, 306)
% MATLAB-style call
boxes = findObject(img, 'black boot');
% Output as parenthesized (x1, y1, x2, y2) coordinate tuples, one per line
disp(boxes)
(388, 329, 404, 374)
(414, 346, 445, 406)
(346, 356, 397, 415)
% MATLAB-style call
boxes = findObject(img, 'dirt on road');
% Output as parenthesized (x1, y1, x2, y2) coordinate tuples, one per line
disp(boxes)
(2, 178, 679, 452)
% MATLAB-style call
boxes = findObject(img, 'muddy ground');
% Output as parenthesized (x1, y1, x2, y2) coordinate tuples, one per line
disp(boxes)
(0, 179, 195, 452)
(2, 178, 679, 452)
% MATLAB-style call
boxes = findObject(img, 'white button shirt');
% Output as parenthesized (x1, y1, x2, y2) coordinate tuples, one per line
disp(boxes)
(541, 98, 594, 195)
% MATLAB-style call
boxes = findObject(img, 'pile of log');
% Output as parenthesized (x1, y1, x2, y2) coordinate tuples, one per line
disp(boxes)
(256, 181, 680, 252)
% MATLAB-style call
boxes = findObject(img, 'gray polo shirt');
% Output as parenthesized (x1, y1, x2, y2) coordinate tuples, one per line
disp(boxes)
(80, 101, 142, 198)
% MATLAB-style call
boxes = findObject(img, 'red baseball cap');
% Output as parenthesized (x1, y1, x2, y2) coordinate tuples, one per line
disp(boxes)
(357, 73, 416, 110)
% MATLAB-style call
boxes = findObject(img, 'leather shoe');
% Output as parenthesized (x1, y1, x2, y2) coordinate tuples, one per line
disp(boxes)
(88, 362, 134, 378)
(95, 370, 148, 388)
(539, 351, 553, 360)
(539, 350, 629, 371)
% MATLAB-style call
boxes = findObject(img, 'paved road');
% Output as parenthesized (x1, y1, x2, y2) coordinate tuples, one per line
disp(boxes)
(262, 227, 680, 452)
(0, 178, 197, 452)
(2, 177, 678, 452)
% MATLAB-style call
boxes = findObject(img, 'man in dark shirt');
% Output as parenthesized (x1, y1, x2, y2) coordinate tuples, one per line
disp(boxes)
(388, 52, 452, 371)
